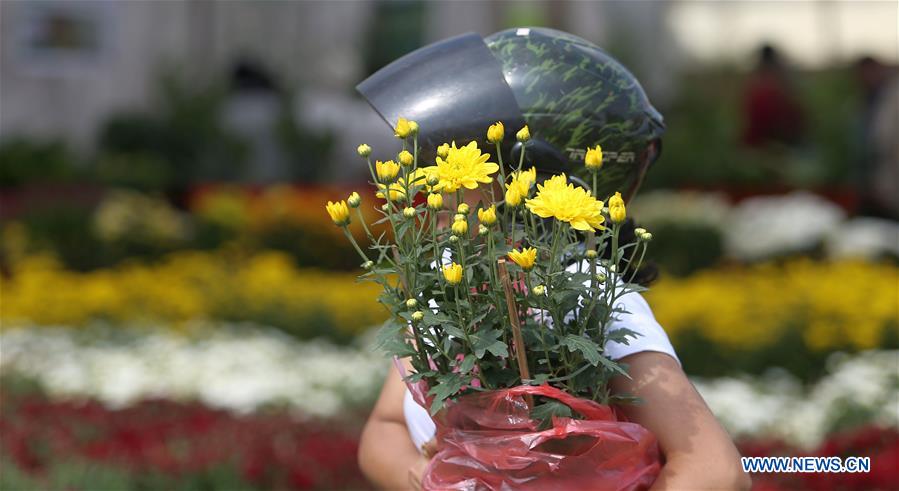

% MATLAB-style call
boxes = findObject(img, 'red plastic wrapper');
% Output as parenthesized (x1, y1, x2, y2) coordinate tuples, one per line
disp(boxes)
(414, 384, 662, 491)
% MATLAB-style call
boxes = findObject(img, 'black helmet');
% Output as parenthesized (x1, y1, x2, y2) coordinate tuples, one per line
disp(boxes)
(358, 27, 664, 201)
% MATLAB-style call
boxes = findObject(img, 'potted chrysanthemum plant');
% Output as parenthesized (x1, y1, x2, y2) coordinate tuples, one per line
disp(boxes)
(326, 118, 660, 490)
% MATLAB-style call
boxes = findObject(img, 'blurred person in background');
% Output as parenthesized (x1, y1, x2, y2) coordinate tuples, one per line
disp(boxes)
(854, 57, 898, 219)
(741, 44, 806, 149)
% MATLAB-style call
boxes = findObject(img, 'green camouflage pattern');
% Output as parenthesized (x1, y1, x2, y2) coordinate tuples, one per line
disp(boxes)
(485, 28, 664, 200)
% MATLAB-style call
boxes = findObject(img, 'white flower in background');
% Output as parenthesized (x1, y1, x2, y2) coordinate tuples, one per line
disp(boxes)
(694, 350, 899, 449)
(629, 190, 732, 228)
(724, 191, 846, 261)
(0, 324, 387, 417)
(825, 217, 899, 260)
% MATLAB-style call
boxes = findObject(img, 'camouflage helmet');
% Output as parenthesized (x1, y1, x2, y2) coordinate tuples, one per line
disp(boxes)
(358, 27, 664, 201)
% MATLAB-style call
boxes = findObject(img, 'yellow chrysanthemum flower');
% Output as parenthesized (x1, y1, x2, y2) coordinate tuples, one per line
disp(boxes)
(608, 191, 626, 223)
(436, 143, 450, 159)
(395, 117, 413, 139)
(451, 218, 468, 236)
(525, 174, 605, 232)
(375, 169, 427, 201)
(516, 125, 530, 142)
(423, 141, 498, 193)
(585, 145, 603, 171)
(508, 247, 537, 271)
(398, 150, 414, 167)
(427, 193, 443, 210)
(504, 167, 537, 207)
(477, 205, 497, 226)
(375, 160, 400, 183)
(325, 200, 350, 226)
(487, 122, 504, 143)
(443, 262, 463, 285)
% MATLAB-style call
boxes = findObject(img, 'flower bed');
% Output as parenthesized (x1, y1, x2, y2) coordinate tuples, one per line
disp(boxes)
(2, 326, 895, 451)
(0, 251, 387, 341)
(0, 389, 371, 491)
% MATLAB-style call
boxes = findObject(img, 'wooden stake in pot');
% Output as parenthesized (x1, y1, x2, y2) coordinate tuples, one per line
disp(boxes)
(497, 259, 532, 407)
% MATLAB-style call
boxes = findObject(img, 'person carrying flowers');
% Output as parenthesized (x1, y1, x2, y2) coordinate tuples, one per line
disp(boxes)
(345, 28, 749, 491)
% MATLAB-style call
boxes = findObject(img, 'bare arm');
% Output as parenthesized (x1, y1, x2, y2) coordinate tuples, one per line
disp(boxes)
(611, 352, 751, 491)
(358, 361, 430, 490)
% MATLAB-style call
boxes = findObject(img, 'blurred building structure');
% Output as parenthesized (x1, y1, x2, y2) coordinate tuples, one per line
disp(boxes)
(1, 0, 896, 182)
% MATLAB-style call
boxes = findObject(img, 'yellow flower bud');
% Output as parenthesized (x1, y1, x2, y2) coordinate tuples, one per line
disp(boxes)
(398, 150, 414, 167)
(406, 298, 418, 309)
(452, 219, 468, 236)
(411, 311, 424, 322)
(478, 224, 489, 236)
(427, 172, 441, 187)
(505, 185, 522, 207)
(325, 200, 351, 226)
(362, 260, 374, 270)
(409, 120, 419, 135)
(454, 213, 467, 222)
(403, 207, 416, 218)
(457, 203, 470, 215)
(516, 125, 531, 142)
(375, 160, 400, 183)
(641, 232, 653, 242)
(357, 144, 372, 157)
(477, 205, 497, 226)
(443, 262, 463, 285)
(436, 143, 450, 159)
(508, 247, 537, 271)
(595, 273, 607, 282)
(427, 193, 443, 210)
(449, 235, 459, 244)
(487, 122, 505, 144)
(532, 284, 545, 296)
(347, 192, 361, 208)
(586, 249, 597, 259)
(634, 227, 647, 237)
(395, 117, 413, 139)
(608, 191, 626, 223)
(585, 145, 603, 171)
(381, 203, 390, 212)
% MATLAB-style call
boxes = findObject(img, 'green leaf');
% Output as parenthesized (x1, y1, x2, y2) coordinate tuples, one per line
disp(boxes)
(531, 400, 573, 420)
(443, 325, 466, 339)
(459, 355, 476, 374)
(427, 373, 465, 415)
(606, 327, 641, 345)
(561, 334, 602, 366)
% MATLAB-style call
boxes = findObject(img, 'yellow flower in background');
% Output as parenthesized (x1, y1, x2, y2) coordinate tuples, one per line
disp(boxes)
(585, 145, 603, 171)
(424, 141, 498, 193)
(477, 206, 497, 226)
(395, 117, 413, 139)
(375, 160, 400, 183)
(357, 144, 372, 157)
(608, 191, 626, 223)
(376, 168, 429, 201)
(508, 247, 537, 271)
(436, 143, 450, 159)
(427, 193, 443, 210)
(487, 122, 505, 143)
(325, 200, 350, 226)
(443, 262, 464, 285)
(516, 125, 530, 142)
(451, 218, 468, 236)
(398, 150, 414, 167)
(526, 174, 605, 231)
